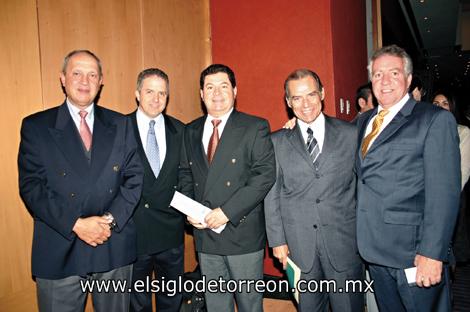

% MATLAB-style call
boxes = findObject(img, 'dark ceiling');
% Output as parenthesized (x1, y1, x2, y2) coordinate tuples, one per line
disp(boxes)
(381, 0, 470, 101)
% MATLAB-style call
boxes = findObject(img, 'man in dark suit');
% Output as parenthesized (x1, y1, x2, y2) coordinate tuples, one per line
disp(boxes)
(179, 64, 276, 312)
(351, 83, 375, 123)
(129, 68, 185, 312)
(264, 69, 363, 311)
(18, 50, 143, 311)
(356, 45, 461, 311)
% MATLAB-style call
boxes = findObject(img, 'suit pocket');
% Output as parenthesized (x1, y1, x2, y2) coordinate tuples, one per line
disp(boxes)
(383, 210, 422, 225)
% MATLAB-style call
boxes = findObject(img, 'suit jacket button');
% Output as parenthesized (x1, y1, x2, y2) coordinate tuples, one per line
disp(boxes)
(189, 161, 193, 166)
(70, 193, 75, 198)
(144, 203, 150, 208)
(231, 158, 236, 163)
(109, 189, 113, 193)
(226, 181, 231, 186)
(315, 174, 320, 178)
(316, 199, 320, 203)
(361, 180, 365, 184)
(313, 224, 318, 229)
(173, 185, 177, 189)
(195, 183, 199, 187)
(61, 171, 66, 177)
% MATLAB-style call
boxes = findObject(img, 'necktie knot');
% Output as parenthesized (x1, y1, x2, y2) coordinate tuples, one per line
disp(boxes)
(149, 120, 156, 131)
(377, 109, 389, 119)
(212, 119, 221, 128)
(79, 110, 88, 119)
(307, 127, 313, 136)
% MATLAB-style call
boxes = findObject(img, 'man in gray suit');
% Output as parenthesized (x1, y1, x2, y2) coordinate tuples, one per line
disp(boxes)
(265, 69, 364, 311)
(356, 45, 460, 311)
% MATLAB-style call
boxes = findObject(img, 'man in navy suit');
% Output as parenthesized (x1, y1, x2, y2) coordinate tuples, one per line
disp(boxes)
(18, 50, 143, 311)
(179, 64, 275, 312)
(356, 45, 461, 311)
(129, 68, 185, 312)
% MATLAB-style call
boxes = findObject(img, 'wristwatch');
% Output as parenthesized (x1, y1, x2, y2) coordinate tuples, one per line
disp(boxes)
(103, 212, 117, 230)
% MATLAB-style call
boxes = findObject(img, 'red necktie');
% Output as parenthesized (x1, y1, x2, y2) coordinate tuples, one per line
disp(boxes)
(207, 119, 221, 163)
(79, 110, 92, 151)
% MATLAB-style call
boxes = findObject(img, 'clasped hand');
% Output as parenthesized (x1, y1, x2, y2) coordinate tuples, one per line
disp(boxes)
(73, 216, 112, 247)
(187, 207, 228, 229)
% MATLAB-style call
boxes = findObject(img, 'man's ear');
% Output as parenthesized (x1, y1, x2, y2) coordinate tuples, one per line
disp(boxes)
(233, 86, 237, 98)
(135, 90, 140, 102)
(320, 87, 325, 101)
(286, 97, 292, 108)
(59, 72, 65, 87)
(200, 89, 204, 100)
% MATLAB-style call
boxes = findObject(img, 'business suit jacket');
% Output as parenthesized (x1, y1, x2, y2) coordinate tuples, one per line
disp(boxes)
(18, 102, 143, 279)
(356, 99, 461, 269)
(130, 112, 185, 255)
(179, 109, 276, 255)
(265, 116, 361, 273)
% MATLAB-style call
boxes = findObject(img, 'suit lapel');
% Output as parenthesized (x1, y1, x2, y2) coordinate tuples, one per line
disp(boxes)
(156, 115, 179, 183)
(48, 103, 90, 178)
(367, 99, 416, 154)
(315, 116, 337, 171)
(89, 106, 116, 182)
(203, 111, 245, 197)
(286, 124, 316, 171)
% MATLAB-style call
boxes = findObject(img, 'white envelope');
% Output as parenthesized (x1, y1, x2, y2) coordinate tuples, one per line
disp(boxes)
(170, 191, 226, 234)
(404, 267, 417, 285)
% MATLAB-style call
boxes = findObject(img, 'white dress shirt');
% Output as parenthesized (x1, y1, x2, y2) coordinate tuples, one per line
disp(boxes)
(66, 99, 94, 133)
(202, 108, 234, 154)
(363, 94, 410, 147)
(297, 112, 326, 152)
(136, 108, 166, 165)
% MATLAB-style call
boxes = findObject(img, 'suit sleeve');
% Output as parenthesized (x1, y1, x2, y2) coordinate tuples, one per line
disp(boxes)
(264, 136, 287, 247)
(178, 128, 195, 198)
(18, 118, 80, 240)
(221, 120, 276, 226)
(106, 118, 143, 232)
(459, 126, 470, 189)
(418, 110, 461, 261)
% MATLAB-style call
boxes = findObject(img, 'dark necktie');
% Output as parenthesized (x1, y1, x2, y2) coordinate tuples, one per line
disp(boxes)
(306, 127, 320, 163)
(146, 120, 161, 178)
(79, 110, 92, 151)
(207, 119, 221, 163)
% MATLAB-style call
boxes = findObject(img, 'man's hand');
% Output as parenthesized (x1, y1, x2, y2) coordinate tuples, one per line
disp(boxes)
(204, 207, 229, 229)
(283, 117, 297, 129)
(414, 254, 443, 287)
(273, 244, 290, 269)
(72, 216, 112, 247)
(187, 216, 206, 229)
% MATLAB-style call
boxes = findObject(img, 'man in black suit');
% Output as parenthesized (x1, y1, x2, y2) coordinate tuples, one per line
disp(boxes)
(18, 50, 143, 311)
(179, 64, 276, 312)
(129, 68, 185, 312)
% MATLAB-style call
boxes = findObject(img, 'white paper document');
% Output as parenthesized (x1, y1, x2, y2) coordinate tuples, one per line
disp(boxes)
(170, 191, 226, 234)
(404, 267, 417, 285)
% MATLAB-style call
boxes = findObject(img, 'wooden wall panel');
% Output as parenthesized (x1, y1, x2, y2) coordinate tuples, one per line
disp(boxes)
(1, 0, 210, 310)
(37, 0, 143, 113)
(0, 0, 42, 310)
(141, 0, 211, 272)
(141, 0, 211, 124)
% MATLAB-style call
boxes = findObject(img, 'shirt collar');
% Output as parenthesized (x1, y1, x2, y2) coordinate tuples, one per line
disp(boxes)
(137, 107, 164, 128)
(66, 99, 94, 120)
(297, 112, 325, 135)
(207, 107, 234, 124)
(378, 93, 410, 115)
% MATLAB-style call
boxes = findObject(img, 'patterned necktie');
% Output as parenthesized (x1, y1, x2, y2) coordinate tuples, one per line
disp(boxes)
(146, 120, 161, 178)
(361, 109, 389, 158)
(306, 127, 320, 163)
(207, 119, 222, 163)
(79, 110, 92, 151)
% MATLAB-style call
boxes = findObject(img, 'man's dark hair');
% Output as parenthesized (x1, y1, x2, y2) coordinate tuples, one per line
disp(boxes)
(136, 68, 170, 95)
(355, 83, 372, 111)
(200, 64, 236, 89)
(284, 69, 323, 99)
(62, 50, 102, 77)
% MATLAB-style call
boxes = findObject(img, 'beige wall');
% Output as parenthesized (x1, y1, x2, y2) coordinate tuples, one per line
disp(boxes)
(0, 0, 210, 310)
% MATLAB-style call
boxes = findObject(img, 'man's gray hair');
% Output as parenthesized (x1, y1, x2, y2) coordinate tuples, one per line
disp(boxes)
(62, 50, 102, 77)
(367, 45, 413, 79)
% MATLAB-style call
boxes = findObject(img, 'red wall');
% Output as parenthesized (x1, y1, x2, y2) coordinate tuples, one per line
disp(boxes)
(330, 0, 368, 120)
(210, 0, 367, 275)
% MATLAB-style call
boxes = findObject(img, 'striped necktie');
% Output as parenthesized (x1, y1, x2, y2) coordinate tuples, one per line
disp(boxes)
(306, 127, 320, 163)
